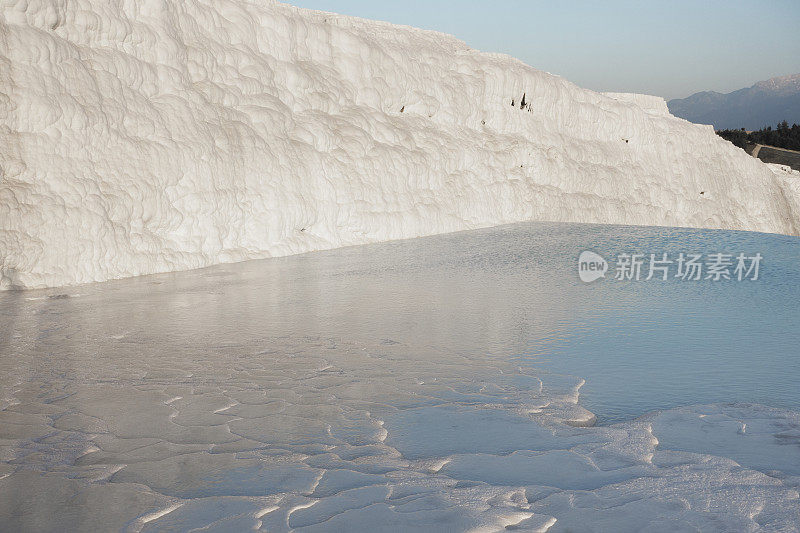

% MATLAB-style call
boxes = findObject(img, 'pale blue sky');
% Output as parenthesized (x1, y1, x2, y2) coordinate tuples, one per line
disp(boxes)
(289, 0, 800, 100)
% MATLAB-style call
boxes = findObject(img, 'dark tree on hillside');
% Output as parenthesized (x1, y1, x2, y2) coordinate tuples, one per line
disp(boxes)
(717, 122, 800, 152)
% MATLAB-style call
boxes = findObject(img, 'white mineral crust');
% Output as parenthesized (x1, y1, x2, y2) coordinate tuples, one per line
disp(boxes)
(1, 0, 798, 289)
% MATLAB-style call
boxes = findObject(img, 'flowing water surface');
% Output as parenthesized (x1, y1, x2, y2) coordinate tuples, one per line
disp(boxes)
(1, 222, 799, 531)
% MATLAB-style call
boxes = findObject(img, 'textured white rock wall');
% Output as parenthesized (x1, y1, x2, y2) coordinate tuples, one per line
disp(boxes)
(602, 92, 670, 116)
(1, 0, 798, 289)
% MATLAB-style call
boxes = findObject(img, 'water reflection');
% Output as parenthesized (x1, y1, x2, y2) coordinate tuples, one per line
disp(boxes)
(1, 221, 799, 530)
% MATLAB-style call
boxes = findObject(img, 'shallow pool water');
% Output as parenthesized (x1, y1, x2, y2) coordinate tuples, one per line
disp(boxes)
(515, 224, 800, 423)
(1, 222, 799, 531)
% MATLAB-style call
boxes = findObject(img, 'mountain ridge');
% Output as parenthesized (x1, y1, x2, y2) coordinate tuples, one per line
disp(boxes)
(668, 74, 800, 130)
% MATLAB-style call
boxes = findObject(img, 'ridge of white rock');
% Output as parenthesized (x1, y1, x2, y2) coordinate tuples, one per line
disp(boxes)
(1, 0, 799, 289)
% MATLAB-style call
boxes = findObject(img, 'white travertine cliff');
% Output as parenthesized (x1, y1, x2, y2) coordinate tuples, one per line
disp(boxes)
(1, 0, 798, 288)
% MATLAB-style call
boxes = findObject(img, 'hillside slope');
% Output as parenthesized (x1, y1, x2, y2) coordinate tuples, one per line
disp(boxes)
(668, 74, 800, 130)
(1, 0, 798, 289)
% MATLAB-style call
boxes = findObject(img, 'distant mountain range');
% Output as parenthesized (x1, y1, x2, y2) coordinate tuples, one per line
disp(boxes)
(668, 74, 800, 130)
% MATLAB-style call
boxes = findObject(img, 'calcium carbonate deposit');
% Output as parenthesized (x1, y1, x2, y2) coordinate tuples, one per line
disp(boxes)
(1, 0, 798, 289)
